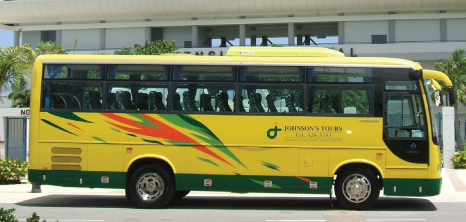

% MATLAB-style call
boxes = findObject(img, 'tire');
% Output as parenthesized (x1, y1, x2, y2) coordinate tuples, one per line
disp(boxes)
(127, 164, 175, 208)
(173, 191, 190, 200)
(335, 168, 380, 210)
(125, 188, 133, 204)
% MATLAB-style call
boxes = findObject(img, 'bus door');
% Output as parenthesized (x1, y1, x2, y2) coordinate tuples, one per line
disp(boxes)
(383, 89, 430, 195)
(383, 92, 429, 165)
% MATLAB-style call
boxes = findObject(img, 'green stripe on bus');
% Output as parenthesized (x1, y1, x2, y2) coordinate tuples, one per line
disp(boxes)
(175, 174, 332, 194)
(383, 178, 442, 196)
(29, 169, 441, 197)
(28, 169, 126, 189)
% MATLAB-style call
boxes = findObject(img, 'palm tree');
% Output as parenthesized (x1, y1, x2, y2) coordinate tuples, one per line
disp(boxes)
(0, 44, 35, 103)
(7, 77, 30, 108)
(435, 48, 466, 151)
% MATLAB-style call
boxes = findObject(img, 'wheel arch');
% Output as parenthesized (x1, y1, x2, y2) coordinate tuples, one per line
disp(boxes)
(125, 155, 176, 186)
(332, 160, 384, 188)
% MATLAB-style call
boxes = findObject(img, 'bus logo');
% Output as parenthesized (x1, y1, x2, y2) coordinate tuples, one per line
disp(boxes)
(267, 124, 282, 139)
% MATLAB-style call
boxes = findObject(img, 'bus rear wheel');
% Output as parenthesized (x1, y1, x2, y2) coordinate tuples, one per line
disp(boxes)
(127, 164, 174, 208)
(335, 168, 380, 210)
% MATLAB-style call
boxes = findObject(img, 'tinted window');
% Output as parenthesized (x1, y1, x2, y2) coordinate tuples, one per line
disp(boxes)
(107, 65, 167, 81)
(44, 64, 103, 80)
(308, 67, 372, 83)
(175, 65, 235, 82)
(308, 86, 372, 114)
(239, 66, 303, 83)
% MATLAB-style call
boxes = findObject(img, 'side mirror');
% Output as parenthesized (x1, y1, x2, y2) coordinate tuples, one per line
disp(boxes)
(448, 87, 457, 106)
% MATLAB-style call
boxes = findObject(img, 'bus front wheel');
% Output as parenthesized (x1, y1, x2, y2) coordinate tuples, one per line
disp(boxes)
(335, 168, 380, 210)
(127, 164, 175, 208)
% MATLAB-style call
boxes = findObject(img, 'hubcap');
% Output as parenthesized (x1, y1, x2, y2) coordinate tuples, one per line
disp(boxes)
(136, 172, 164, 201)
(342, 173, 371, 203)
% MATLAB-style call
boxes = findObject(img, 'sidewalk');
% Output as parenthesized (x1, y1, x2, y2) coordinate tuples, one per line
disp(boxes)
(1, 168, 466, 204)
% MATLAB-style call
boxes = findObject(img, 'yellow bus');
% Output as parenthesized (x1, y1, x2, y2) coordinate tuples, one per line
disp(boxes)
(28, 47, 455, 209)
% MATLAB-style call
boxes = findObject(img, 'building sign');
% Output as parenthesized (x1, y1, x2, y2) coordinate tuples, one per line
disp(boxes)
(339, 48, 358, 57)
(21, 109, 30, 116)
(177, 47, 359, 57)
(0, 108, 30, 117)
(176, 48, 228, 56)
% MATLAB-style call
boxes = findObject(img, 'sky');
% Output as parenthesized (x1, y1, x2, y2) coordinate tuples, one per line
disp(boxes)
(0, 29, 14, 48)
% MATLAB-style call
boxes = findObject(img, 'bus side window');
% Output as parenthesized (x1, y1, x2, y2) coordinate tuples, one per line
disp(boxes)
(116, 91, 134, 110)
(240, 88, 263, 113)
(148, 91, 166, 111)
(82, 83, 103, 110)
(308, 86, 371, 115)
(175, 83, 234, 113)
(42, 82, 82, 110)
(135, 84, 168, 112)
(137, 93, 149, 110)
(182, 90, 199, 111)
(240, 86, 302, 114)
(285, 93, 298, 112)
(385, 94, 426, 138)
(83, 90, 102, 110)
(200, 93, 214, 111)
(172, 93, 183, 111)
(266, 94, 278, 112)
(106, 93, 118, 110)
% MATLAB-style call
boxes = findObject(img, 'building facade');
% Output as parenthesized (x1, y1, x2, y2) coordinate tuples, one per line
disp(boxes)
(1, 0, 466, 140)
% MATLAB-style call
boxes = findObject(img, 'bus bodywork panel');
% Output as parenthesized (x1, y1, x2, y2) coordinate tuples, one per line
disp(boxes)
(29, 112, 439, 196)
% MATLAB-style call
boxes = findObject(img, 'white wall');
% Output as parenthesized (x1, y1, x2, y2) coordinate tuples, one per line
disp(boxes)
(196, 27, 208, 48)
(447, 18, 466, 42)
(344, 21, 389, 44)
(163, 27, 191, 47)
(105, 27, 147, 49)
(0, 108, 29, 160)
(0, 108, 30, 141)
(62, 29, 101, 50)
(337, 42, 466, 61)
(22, 31, 41, 47)
(0, 97, 12, 108)
(395, 19, 440, 43)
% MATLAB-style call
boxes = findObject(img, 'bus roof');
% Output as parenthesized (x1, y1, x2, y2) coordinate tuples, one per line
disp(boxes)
(36, 48, 423, 70)
(225, 47, 345, 57)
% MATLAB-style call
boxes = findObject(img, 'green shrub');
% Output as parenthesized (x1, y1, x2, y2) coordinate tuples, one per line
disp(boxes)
(451, 151, 466, 169)
(0, 158, 28, 183)
(0, 208, 49, 222)
(114, 40, 178, 55)
(26, 212, 46, 222)
(0, 208, 18, 222)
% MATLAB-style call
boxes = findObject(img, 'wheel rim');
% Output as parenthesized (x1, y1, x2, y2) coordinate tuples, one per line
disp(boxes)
(136, 172, 164, 201)
(341, 173, 371, 204)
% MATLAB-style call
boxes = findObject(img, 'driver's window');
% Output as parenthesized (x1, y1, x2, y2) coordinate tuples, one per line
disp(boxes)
(385, 94, 426, 138)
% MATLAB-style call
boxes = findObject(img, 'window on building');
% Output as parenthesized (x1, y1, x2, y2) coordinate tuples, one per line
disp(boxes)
(41, 31, 56, 42)
(372, 35, 387, 44)
(151, 28, 163, 41)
